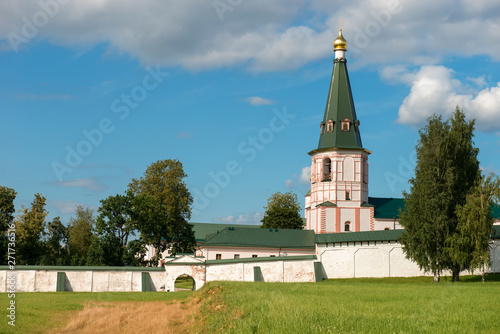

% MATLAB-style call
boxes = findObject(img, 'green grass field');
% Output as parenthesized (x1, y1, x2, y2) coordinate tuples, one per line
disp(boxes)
(1, 275, 499, 333)
(0, 290, 192, 334)
(196, 275, 500, 334)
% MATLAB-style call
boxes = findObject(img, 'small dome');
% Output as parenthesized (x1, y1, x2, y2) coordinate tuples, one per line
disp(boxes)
(333, 28, 347, 51)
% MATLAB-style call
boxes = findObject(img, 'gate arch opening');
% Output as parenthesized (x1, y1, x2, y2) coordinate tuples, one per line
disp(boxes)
(174, 274, 195, 291)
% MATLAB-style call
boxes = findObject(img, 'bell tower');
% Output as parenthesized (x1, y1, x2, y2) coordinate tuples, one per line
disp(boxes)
(305, 24, 373, 234)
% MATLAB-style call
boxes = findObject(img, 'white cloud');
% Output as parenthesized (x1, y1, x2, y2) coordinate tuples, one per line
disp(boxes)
(285, 179, 294, 188)
(393, 65, 500, 132)
(56, 178, 106, 192)
(244, 96, 275, 106)
(2, 1, 500, 71)
(214, 212, 263, 225)
(47, 200, 89, 215)
(299, 167, 311, 184)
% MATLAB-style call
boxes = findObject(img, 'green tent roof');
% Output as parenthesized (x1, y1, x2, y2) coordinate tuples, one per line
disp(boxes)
(202, 227, 315, 249)
(309, 58, 366, 155)
(190, 222, 260, 242)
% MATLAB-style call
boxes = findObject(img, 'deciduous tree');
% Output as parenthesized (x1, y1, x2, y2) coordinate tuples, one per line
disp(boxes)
(16, 193, 48, 265)
(128, 159, 195, 264)
(41, 216, 70, 265)
(399, 108, 480, 282)
(67, 206, 94, 265)
(261, 191, 304, 229)
(0, 186, 16, 264)
(451, 174, 500, 282)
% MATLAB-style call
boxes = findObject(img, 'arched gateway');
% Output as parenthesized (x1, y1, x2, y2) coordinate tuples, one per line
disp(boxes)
(164, 255, 206, 292)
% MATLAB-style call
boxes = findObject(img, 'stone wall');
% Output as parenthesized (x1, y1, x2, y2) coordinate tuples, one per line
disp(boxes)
(0, 267, 165, 293)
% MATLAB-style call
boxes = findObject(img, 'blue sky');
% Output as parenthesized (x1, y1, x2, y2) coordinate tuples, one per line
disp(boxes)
(1, 0, 499, 225)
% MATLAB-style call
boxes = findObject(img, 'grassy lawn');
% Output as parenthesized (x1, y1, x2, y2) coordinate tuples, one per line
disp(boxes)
(0, 291, 192, 334)
(195, 274, 500, 334)
(175, 276, 195, 290)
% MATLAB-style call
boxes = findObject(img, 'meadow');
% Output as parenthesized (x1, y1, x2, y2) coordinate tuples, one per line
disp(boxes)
(1, 274, 499, 333)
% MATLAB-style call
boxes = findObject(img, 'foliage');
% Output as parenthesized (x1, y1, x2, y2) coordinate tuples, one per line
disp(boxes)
(0, 186, 16, 264)
(15, 193, 48, 265)
(67, 206, 95, 266)
(128, 159, 196, 263)
(261, 191, 304, 229)
(89, 191, 146, 266)
(452, 174, 500, 281)
(399, 108, 480, 282)
(41, 216, 70, 265)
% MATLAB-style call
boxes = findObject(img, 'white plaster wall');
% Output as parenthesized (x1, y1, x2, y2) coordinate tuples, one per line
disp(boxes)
(164, 265, 205, 292)
(319, 249, 349, 278)
(340, 208, 355, 229)
(34, 271, 57, 292)
(389, 246, 425, 277)
(354, 248, 385, 277)
(201, 247, 314, 261)
(360, 209, 370, 231)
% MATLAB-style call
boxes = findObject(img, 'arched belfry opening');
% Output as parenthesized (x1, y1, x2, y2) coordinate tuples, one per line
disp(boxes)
(323, 158, 332, 180)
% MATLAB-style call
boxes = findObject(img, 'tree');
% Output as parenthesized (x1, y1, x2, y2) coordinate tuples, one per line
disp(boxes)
(41, 217, 70, 265)
(90, 191, 146, 266)
(128, 159, 196, 264)
(451, 174, 500, 282)
(399, 108, 480, 282)
(0, 186, 17, 264)
(16, 193, 48, 265)
(67, 206, 94, 265)
(261, 191, 304, 229)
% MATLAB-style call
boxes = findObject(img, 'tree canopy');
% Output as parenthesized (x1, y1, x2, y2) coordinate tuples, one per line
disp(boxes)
(128, 159, 196, 263)
(261, 191, 304, 229)
(399, 108, 481, 282)
(67, 206, 95, 266)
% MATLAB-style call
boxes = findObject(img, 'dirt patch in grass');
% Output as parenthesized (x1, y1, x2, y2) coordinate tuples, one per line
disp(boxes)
(51, 298, 199, 334)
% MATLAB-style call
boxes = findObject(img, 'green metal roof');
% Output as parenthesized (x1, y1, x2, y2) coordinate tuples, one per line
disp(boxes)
(492, 203, 500, 219)
(202, 227, 315, 249)
(316, 201, 337, 207)
(315, 229, 403, 243)
(190, 222, 260, 242)
(369, 197, 405, 219)
(309, 58, 365, 155)
(206, 255, 317, 265)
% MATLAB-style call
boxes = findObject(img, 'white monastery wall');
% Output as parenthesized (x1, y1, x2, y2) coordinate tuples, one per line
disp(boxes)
(200, 247, 314, 261)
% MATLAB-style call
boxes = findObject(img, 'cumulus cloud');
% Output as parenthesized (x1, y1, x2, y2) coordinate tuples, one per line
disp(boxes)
(214, 212, 263, 225)
(299, 167, 311, 184)
(47, 200, 92, 215)
(2, 1, 500, 71)
(285, 179, 294, 188)
(244, 96, 275, 106)
(55, 178, 106, 192)
(391, 65, 500, 132)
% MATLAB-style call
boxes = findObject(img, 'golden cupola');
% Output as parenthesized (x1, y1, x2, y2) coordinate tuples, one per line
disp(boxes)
(333, 27, 347, 51)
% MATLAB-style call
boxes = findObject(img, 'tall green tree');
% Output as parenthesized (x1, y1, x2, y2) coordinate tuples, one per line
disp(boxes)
(89, 191, 145, 266)
(67, 206, 94, 265)
(399, 108, 480, 282)
(128, 159, 195, 264)
(0, 186, 17, 264)
(16, 193, 48, 265)
(261, 191, 304, 229)
(451, 174, 500, 282)
(41, 216, 70, 265)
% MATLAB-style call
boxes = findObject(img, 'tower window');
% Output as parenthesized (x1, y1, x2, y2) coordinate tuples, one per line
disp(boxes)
(320, 122, 324, 135)
(216, 254, 222, 260)
(341, 118, 350, 131)
(327, 119, 334, 132)
(344, 222, 351, 232)
(346, 191, 350, 200)
(323, 158, 331, 180)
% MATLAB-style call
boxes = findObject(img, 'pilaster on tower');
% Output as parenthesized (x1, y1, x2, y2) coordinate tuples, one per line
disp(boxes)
(305, 24, 373, 234)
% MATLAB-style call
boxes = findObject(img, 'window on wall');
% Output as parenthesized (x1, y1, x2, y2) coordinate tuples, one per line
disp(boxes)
(234, 254, 240, 259)
(323, 158, 332, 180)
(341, 118, 350, 131)
(252, 255, 258, 258)
(320, 122, 324, 135)
(327, 119, 334, 132)
(344, 222, 350, 232)
(346, 191, 350, 200)
(216, 254, 222, 260)
(270, 255, 276, 257)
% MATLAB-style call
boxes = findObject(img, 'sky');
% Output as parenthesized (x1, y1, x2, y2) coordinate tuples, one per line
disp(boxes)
(1, 0, 500, 226)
